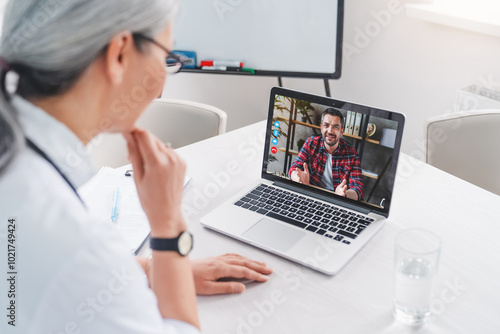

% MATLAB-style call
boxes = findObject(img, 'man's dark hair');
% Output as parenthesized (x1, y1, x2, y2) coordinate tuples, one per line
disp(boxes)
(321, 108, 345, 129)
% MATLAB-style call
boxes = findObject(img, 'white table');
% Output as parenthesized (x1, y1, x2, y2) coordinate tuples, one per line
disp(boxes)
(170, 121, 500, 334)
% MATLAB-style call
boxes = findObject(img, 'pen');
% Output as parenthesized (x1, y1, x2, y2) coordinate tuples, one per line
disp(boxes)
(111, 187, 120, 223)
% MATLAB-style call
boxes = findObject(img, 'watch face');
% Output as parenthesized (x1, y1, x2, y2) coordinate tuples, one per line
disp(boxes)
(178, 231, 193, 256)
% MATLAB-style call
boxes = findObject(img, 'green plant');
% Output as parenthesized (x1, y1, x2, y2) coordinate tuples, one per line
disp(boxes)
(295, 100, 315, 120)
(268, 154, 278, 163)
(297, 138, 305, 151)
(274, 95, 314, 121)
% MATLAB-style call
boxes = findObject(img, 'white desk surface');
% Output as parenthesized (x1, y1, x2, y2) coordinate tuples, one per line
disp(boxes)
(157, 121, 500, 334)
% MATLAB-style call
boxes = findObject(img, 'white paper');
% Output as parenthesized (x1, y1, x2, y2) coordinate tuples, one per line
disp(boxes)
(79, 165, 191, 253)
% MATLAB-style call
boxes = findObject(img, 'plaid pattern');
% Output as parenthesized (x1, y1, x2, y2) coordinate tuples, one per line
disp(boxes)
(289, 136, 364, 200)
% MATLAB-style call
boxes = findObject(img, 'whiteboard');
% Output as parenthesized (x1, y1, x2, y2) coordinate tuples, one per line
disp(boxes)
(173, 0, 344, 78)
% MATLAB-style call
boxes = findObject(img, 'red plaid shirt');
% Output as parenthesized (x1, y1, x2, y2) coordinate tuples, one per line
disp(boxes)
(288, 136, 364, 200)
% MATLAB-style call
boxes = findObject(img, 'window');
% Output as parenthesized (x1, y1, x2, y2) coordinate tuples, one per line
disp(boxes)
(406, 0, 500, 38)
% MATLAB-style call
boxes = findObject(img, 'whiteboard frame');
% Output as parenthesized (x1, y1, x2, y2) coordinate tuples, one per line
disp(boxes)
(176, 0, 344, 80)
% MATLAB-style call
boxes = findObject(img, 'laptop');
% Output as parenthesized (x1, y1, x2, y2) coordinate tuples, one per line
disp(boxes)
(201, 87, 405, 275)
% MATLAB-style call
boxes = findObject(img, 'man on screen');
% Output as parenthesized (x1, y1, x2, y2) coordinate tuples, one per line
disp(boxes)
(289, 108, 364, 201)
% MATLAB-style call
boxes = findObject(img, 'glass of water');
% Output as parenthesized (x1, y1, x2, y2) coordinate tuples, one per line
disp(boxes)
(393, 229, 441, 325)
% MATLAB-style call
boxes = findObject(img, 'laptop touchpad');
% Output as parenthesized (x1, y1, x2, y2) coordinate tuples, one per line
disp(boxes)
(242, 218, 305, 252)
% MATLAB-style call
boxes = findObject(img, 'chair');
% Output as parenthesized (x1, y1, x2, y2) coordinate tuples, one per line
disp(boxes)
(89, 98, 227, 169)
(425, 109, 500, 195)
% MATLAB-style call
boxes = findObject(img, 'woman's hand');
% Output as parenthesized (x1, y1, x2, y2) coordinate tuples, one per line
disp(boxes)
(125, 128, 186, 237)
(127, 128, 198, 327)
(190, 254, 273, 295)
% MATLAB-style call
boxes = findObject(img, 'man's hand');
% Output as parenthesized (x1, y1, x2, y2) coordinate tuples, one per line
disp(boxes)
(291, 163, 310, 185)
(190, 254, 273, 295)
(335, 178, 347, 197)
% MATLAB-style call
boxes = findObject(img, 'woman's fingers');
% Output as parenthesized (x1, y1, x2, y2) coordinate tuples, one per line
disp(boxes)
(125, 131, 144, 179)
(124, 128, 187, 234)
(132, 128, 161, 165)
(219, 254, 273, 276)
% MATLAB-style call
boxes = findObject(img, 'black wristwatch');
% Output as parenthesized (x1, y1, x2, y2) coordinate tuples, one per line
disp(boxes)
(149, 231, 193, 256)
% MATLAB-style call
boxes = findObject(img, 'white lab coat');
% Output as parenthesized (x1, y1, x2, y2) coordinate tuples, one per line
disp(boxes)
(0, 96, 200, 334)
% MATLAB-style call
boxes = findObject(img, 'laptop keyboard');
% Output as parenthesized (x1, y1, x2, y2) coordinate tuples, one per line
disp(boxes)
(234, 184, 374, 245)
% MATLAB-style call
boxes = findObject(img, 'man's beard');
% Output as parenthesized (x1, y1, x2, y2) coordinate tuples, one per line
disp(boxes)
(323, 133, 339, 147)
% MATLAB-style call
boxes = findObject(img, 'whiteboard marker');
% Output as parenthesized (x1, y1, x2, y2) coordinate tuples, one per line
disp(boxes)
(201, 66, 241, 71)
(200, 60, 243, 68)
(240, 68, 255, 74)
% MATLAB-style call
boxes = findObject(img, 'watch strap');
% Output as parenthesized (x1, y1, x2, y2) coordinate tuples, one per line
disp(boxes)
(150, 237, 178, 251)
(149, 231, 193, 256)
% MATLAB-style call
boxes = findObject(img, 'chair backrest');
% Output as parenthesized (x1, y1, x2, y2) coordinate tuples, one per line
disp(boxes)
(425, 109, 500, 195)
(89, 99, 228, 169)
(136, 98, 227, 148)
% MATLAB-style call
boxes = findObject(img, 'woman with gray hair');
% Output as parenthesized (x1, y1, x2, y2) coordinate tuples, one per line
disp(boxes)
(0, 0, 271, 333)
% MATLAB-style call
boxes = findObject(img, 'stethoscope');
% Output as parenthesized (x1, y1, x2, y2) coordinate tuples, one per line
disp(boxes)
(25, 137, 86, 207)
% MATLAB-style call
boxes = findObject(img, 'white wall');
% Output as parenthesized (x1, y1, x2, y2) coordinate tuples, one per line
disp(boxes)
(162, 0, 500, 159)
(1, 1, 498, 158)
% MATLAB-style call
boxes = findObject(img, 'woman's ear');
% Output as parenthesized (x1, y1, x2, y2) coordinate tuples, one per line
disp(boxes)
(104, 32, 134, 85)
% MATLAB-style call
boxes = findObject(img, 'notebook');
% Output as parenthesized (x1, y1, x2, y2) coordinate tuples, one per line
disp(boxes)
(201, 87, 405, 275)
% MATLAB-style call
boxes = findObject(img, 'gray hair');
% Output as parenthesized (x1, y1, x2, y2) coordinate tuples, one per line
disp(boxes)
(0, 0, 179, 173)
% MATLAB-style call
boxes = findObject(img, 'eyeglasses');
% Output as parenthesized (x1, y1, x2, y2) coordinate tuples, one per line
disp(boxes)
(133, 34, 185, 74)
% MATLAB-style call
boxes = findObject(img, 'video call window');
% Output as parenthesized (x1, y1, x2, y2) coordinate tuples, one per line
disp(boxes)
(266, 95, 399, 209)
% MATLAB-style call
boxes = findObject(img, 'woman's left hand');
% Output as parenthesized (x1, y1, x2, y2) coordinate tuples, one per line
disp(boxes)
(190, 254, 273, 295)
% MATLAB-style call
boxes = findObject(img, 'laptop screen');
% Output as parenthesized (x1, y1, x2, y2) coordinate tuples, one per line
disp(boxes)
(262, 87, 405, 217)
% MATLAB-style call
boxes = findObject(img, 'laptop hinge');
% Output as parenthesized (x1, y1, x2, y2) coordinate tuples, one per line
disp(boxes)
(273, 180, 371, 215)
